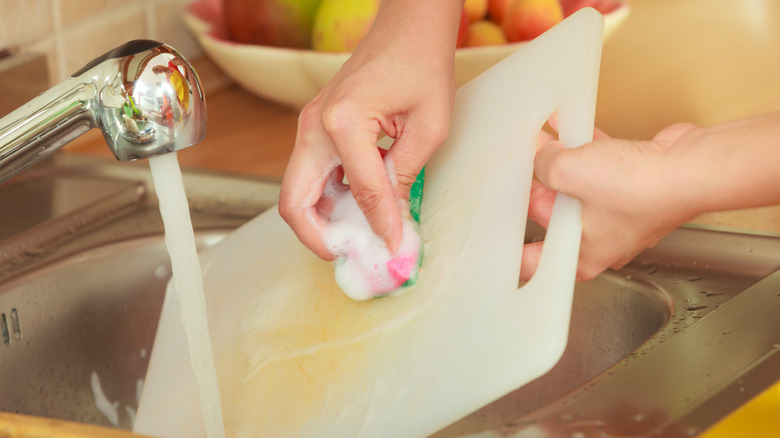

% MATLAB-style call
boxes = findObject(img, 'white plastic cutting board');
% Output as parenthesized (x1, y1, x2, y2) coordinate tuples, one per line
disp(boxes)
(135, 8, 603, 438)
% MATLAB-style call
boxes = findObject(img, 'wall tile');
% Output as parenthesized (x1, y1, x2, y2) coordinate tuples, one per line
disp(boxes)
(2, 0, 205, 86)
(58, 0, 142, 28)
(58, 3, 148, 78)
(150, 0, 202, 59)
(0, 0, 54, 49)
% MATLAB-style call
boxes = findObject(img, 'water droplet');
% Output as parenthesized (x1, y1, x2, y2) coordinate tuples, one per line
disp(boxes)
(722, 330, 731, 335)
(685, 304, 707, 311)
(746, 247, 753, 253)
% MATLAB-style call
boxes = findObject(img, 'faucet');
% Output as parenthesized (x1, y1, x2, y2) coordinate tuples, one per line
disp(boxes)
(0, 40, 206, 183)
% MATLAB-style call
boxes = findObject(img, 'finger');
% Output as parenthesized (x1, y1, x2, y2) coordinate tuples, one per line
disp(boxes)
(536, 128, 556, 152)
(383, 117, 448, 206)
(344, 151, 403, 253)
(278, 108, 340, 261)
(279, 155, 339, 261)
(527, 179, 557, 229)
(324, 113, 403, 253)
(314, 166, 348, 220)
(533, 138, 570, 191)
(520, 241, 544, 281)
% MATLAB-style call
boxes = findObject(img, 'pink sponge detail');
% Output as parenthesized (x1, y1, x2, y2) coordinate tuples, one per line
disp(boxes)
(386, 253, 417, 288)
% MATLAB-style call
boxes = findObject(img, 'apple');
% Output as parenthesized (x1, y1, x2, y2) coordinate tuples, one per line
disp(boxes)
(502, 0, 563, 42)
(224, 0, 322, 49)
(463, 0, 488, 22)
(487, 0, 513, 24)
(311, 0, 380, 52)
(465, 20, 507, 47)
(456, 9, 470, 48)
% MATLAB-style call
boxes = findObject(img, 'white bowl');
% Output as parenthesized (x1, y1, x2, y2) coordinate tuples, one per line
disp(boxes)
(184, 0, 629, 110)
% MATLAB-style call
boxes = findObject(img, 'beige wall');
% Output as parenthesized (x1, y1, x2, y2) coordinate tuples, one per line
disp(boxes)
(0, 0, 202, 85)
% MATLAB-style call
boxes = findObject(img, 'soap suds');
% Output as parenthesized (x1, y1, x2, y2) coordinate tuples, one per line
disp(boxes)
(323, 175, 421, 301)
(90, 371, 120, 426)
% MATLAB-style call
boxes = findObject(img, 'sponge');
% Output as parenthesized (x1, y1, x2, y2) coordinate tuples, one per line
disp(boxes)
(326, 168, 424, 300)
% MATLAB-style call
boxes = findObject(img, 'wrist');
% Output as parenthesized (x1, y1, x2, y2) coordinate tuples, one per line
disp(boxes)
(657, 125, 713, 222)
(368, 0, 461, 61)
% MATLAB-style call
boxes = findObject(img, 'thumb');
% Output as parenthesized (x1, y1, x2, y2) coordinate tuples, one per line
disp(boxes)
(534, 138, 570, 193)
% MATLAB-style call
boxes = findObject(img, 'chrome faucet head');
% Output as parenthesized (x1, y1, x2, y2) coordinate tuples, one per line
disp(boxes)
(78, 40, 207, 161)
(0, 40, 206, 184)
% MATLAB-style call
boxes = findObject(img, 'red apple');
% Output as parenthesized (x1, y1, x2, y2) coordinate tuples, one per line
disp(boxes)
(224, 0, 322, 49)
(487, 0, 513, 24)
(456, 9, 470, 48)
(502, 0, 563, 42)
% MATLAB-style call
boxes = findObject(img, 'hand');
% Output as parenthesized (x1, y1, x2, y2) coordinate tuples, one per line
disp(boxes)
(279, 0, 461, 260)
(520, 117, 702, 281)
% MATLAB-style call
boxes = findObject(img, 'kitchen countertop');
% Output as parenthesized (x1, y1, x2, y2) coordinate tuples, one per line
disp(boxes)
(63, 0, 780, 232)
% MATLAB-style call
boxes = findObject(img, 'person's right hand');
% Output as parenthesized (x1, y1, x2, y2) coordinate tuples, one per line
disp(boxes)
(278, 0, 462, 260)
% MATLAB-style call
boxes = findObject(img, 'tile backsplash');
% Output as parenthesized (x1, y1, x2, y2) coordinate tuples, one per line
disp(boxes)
(0, 0, 202, 85)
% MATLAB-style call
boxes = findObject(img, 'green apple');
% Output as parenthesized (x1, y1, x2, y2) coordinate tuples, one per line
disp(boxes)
(311, 0, 380, 52)
(224, 0, 323, 49)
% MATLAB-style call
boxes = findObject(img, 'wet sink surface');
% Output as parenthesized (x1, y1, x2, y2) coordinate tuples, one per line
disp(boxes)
(0, 233, 224, 428)
(1, 154, 779, 436)
(0, 232, 670, 430)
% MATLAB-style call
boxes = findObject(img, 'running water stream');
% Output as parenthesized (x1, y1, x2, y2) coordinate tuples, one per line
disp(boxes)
(148, 153, 225, 438)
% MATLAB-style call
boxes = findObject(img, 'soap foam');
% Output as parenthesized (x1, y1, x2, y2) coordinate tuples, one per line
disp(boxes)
(324, 181, 421, 301)
(90, 371, 119, 426)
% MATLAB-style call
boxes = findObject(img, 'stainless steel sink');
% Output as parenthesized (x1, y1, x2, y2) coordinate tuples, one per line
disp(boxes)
(1, 153, 779, 437)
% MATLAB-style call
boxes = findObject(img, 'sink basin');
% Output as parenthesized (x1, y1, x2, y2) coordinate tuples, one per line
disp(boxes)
(1, 154, 779, 436)
(0, 232, 225, 429)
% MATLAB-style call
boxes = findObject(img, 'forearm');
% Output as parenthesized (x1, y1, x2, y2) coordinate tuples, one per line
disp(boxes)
(362, 0, 463, 64)
(668, 111, 780, 217)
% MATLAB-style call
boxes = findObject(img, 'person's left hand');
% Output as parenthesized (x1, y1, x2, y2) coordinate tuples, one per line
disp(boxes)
(521, 117, 702, 281)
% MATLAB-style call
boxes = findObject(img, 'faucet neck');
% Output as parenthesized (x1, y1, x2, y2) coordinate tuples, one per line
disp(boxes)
(0, 79, 97, 184)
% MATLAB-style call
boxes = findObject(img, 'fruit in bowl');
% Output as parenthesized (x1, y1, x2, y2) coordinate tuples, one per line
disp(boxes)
(223, 0, 322, 48)
(184, 0, 629, 109)
(311, 0, 381, 52)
